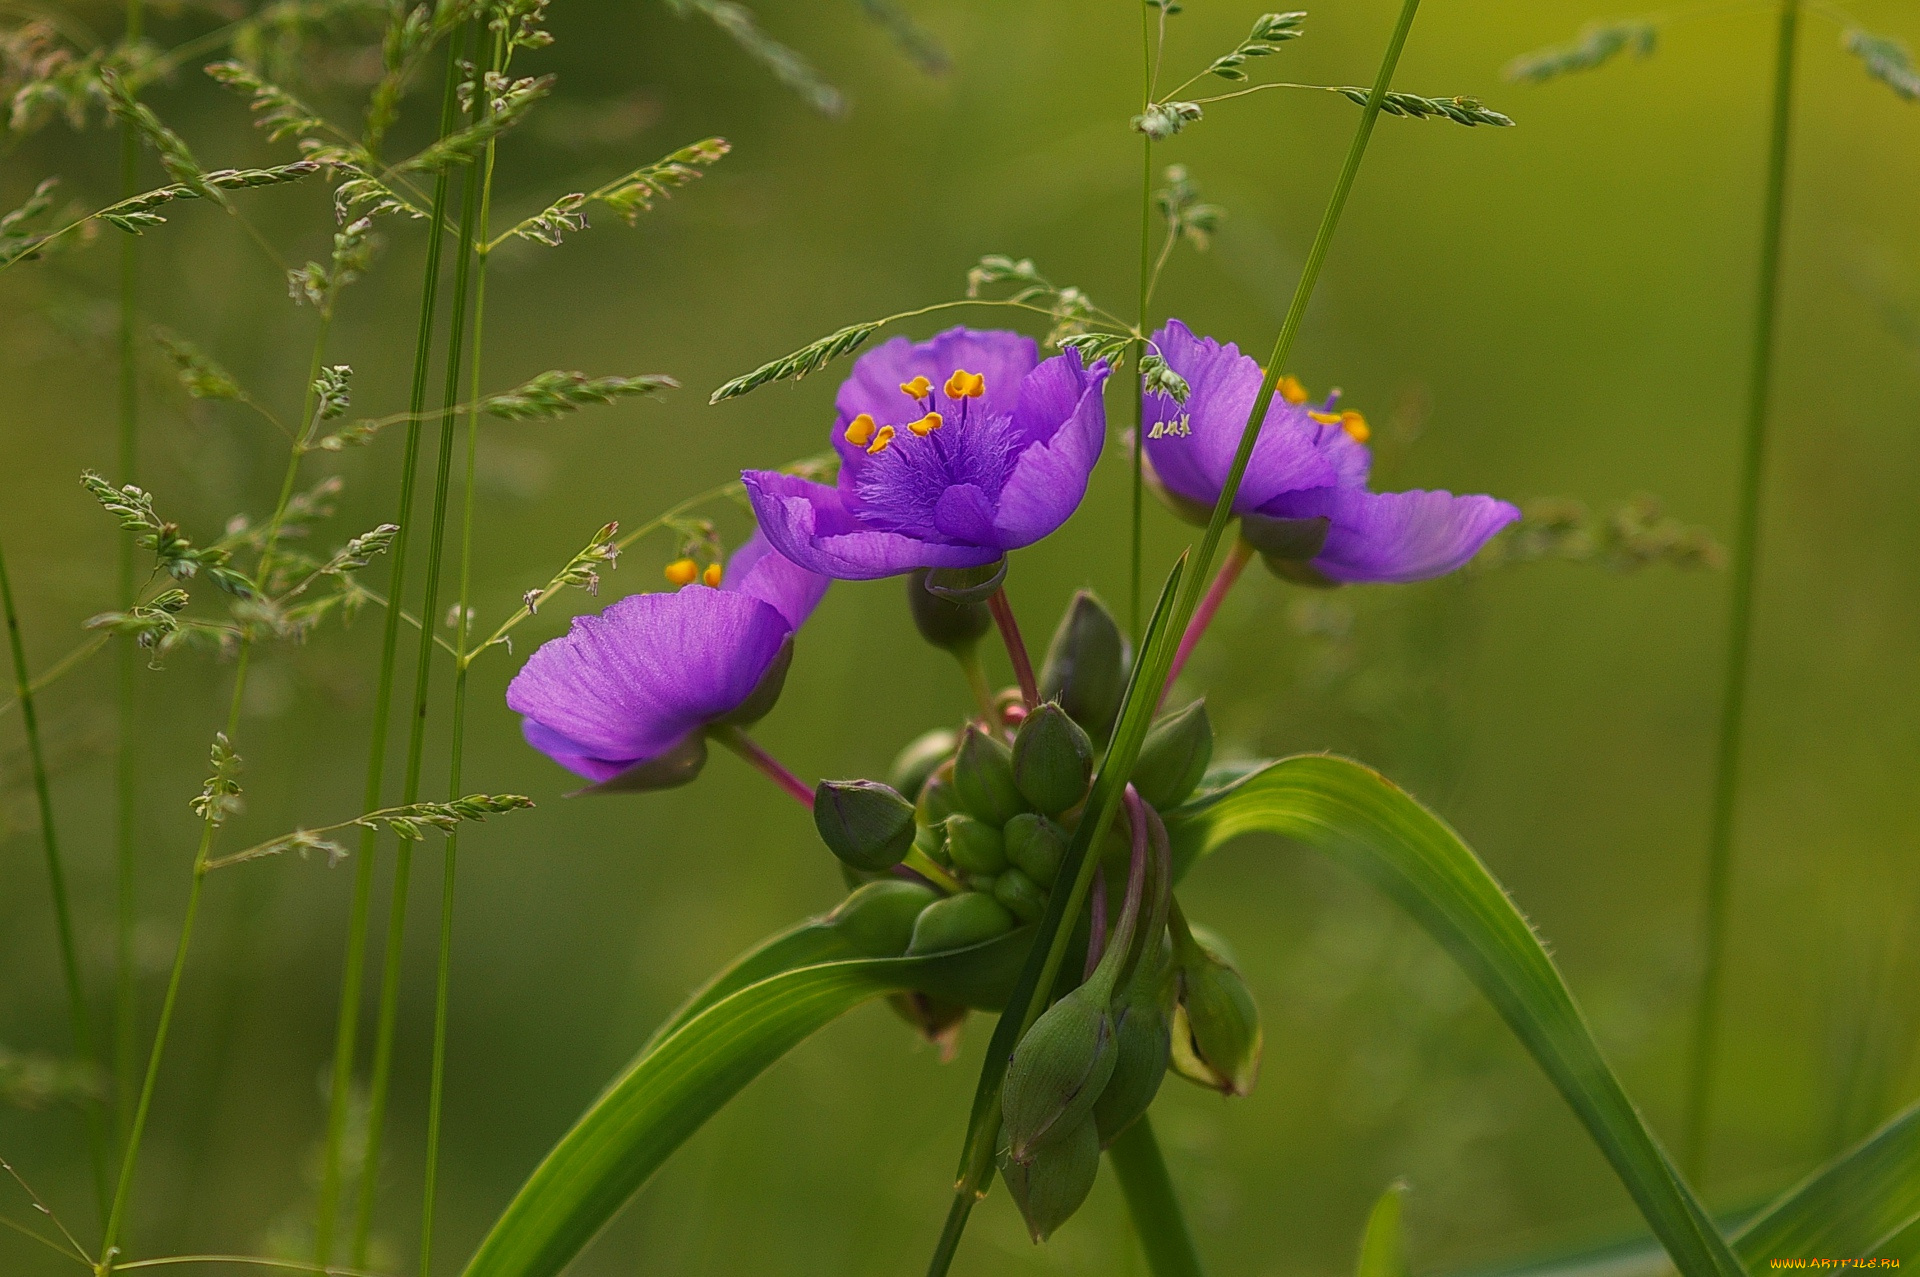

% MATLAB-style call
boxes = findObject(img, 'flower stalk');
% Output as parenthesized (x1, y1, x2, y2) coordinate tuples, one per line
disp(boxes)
(710, 723, 814, 808)
(1683, 0, 1801, 1182)
(987, 588, 1039, 708)
(1162, 538, 1253, 704)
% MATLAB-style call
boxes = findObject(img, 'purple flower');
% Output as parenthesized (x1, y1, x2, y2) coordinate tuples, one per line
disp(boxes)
(742, 327, 1110, 580)
(506, 532, 828, 786)
(1141, 320, 1518, 584)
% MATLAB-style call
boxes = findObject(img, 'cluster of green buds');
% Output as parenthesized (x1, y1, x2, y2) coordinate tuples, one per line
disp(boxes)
(807, 583, 1266, 1244)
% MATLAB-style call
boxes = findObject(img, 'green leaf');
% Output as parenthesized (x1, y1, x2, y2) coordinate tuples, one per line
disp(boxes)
(462, 930, 1030, 1277)
(1732, 1096, 1920, 1262)
(1356, 1181, 1409, 1277)
(1162, 755, 1742, 1277)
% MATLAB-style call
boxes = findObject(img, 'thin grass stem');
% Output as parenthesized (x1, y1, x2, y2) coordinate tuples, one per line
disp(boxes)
(1108, 1116, 1204, 1277)
(352, 26, 486, 1260)
(1682, 0, 1800, 1183)
(314, 24, 473, 1263)
(0, 534, 111, 1220)
(1131, 0, 1154, 643)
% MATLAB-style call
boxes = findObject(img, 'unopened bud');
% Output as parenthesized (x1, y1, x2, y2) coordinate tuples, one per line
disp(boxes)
(813, 779, 916, 872)
(906, 568, 993, 652)
(999, 1116, 1100, 1243)
(993, 866, 1047, 924)
(1012, 702, 1094, 815)
(1130, 698, 1213, 810)
(1001, 984, 1117, 1162)
(888, 727, 957, 801)
(905, 891, 1015, 955)
(915, 761, 961, 828)
(1170, 925, 1262, 1097)
(943, 813, 1008, 875)
(1038, 591, 1128, 743)
(828, 880, 938, 957)
(1092, 943, 1174, 1145)
(953, 724, 1028, 826)
(1004, 813, 1068, 888)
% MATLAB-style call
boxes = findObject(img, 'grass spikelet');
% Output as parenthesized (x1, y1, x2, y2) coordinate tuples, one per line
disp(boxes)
(1335, 87, 1514, 126)
(710, 321, 882, 403)
(1845, 29, 1920, 102)
(1505, 21, 1658, 84)
(664, 0, 845, 117)
(481, 371, 678, 419)
(204, 60, 330, 141)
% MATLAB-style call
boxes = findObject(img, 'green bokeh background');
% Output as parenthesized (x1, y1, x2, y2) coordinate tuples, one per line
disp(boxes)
(5, 0, 1920, 1271)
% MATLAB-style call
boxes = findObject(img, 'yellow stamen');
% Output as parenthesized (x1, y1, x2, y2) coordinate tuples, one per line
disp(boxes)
(909, 411, 944, 436)
(664, 558, 698, 586)
(1339, 411, 1370, 443)
(702, 562, 724, 587)
(1308, 410, 1340, 425)
(899, 376, 933, 400)
(867, 424, 897, 455)
(1277, 375, 1309, 405)
(843, 413, 877, 448)
(944, 369, 985, 399)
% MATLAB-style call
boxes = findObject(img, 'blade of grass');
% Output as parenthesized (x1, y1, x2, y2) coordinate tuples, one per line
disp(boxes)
(1107, 1116, 1205, 1277)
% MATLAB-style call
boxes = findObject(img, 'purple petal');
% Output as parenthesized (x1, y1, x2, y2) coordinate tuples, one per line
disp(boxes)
(519, 718, 657, 784)
(506, 586, 791, 779)
(742, 469, 1002, 580)
(934, 483, 999, 544)
(1264, 487, 1521, 584)
(723, 529, 830, 631)
(832, 328, 1039, 494)
(991, 350, 1110, 549)
(1142, 320, 1355, 511)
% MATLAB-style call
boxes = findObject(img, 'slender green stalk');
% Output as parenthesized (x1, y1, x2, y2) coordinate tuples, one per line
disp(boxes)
(314, 25, 472, 1263)
(953, 644, 998, 723)
(113, 0, 145, 1160)
(1131, 1, 1154, 643)
(927, 6, 1422, 1270)
(420, 24, 505, 1272)
(0, 534, 110, 1219)
(1683, 0, 1800, 1182)
(1108, 1116, 1205, 1277)
(352, 32, 485, 1262)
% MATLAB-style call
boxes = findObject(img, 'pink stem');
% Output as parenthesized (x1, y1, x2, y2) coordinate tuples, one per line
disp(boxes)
(987, 586, 1040, 708)
(1161, 537, 1254, 708)
(710, 725, 814, 808)
(1086, 866, 1108, 981)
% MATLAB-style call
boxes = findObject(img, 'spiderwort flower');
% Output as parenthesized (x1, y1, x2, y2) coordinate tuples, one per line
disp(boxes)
(506, 531, 828, 789)
(1141, 319, 1518, 584)
(741, 328, 1110, 580)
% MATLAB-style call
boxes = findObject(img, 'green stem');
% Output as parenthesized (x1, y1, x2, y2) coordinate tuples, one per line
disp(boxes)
(420, 25, 505, 1273)
(315, 23, 471, 1264)
(0, 534, 110, 1221)
(113, 0, 144, 1164)
(1683, 0, 1799, 1183)
(1108, 1116, 1205, 1277)
(953, 643, 998, 724)
(1131, 1, 1153, 645)
(352, 30, 485, 1263)
(926, 6, 1421, 1270)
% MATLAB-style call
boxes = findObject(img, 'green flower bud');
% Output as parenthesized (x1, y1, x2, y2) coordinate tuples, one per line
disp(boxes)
(887, 992, 968, 1048)
(828, 880, 938, 958)
(812, 779, 916, 872)
(1000, 984, 1117, 1162)
(999, 1115, 1100, 1243)
(993, 866, 1047, 924)
(1170, 925, 1262, 1097)
(1092, 943, 1174, 1145)
(1011, 702, 1094, 815)
(906, 568, 993, 652)
(889, 727, 958, 800)
(1038, 591, 1128, 742)
(1004, 813, 1068, 888)
(913, 821, 950, 866)
(943, 813, 1008, 875)
(1130, 698, 1213, 810)
(915, 761, 961, 827)
(906, 891, 1015, 955)
(952, 724, 1028, 826)
(965, 872, 1000, 894)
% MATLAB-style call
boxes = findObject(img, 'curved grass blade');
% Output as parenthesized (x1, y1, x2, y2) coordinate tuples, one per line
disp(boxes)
(642, 920, 854, 1051)
(1732, 1096, 1920, 1263)
(463, 932, 1028, 1277)
(1162, 755, 1741, 1277)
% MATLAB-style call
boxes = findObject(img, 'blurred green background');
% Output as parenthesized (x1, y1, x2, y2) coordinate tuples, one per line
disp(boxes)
(5, 0, 1920, 1271)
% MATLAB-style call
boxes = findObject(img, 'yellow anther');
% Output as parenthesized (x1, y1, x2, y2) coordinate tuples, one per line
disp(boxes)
(1277, 375, 1309, 405)
(1339, 411, 1370, 443)
(944, 369, 986, 399)
(664, 558, 699, 586)
(867, 424, 897, 455)
(899, 376, 933, 400)
(843, 413, 877, 448)
(702, 562, 724, 587)
(909, 411, 944, 437)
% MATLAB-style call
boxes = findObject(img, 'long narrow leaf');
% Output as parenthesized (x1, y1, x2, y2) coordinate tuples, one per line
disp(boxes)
(1731, 1097, 1920, 1263)
(464, 933, 1027, 1277)
(1162, 755, 1742, 1277)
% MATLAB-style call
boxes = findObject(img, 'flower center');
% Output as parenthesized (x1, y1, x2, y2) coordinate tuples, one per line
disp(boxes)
(846, 368, 1021, 542)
